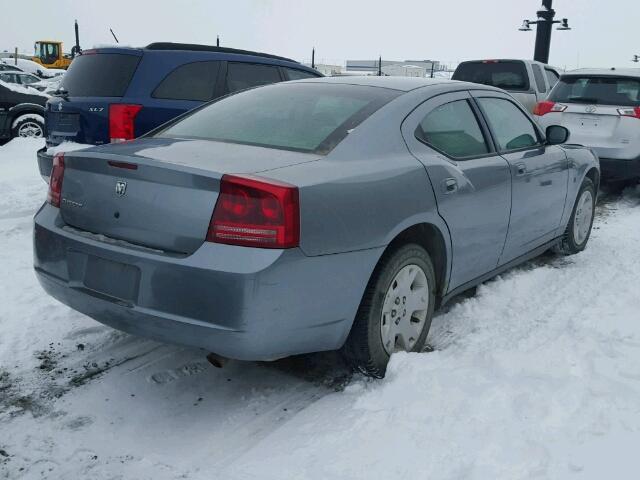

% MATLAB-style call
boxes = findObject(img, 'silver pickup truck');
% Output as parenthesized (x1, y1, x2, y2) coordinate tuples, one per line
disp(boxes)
(452, 59, 561, 112)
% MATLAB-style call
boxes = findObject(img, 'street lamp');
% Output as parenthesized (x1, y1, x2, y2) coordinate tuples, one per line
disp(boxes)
(632, 55, 640, 63)
(519, 0, 571, 64)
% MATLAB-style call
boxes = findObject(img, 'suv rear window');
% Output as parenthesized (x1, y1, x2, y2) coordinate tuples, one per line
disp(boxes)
(549, 76, 640, 107)
(156, 83, 400, 154)
(453, 61, 530, 91)
(61, 53, 140, 97)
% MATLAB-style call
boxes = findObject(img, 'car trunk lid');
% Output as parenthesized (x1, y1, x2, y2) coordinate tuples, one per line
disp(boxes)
(59, 138, 318, 254)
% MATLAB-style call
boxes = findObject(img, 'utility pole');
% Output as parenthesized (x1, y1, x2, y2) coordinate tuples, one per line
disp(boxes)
(216, 36, 220, 47)
(519, 0, 571, 64)
(378, 55, 382, 76)
(311, 47, 315, 69)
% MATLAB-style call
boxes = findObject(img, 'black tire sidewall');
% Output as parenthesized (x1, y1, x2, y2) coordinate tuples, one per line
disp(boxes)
(566, 178, 596, 252)
(353, 244, 436, 376)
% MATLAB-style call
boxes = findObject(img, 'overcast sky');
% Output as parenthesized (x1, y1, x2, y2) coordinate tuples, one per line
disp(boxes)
(2, 0, 637, 70)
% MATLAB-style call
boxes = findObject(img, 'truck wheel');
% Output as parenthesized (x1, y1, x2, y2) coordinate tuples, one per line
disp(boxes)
(344, 244, 436, 378)
(12, 114, 44, 139)
(554, 177, 596, 255)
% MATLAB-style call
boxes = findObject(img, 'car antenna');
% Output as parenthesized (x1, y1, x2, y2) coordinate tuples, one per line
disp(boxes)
(110, 28, 119, 44)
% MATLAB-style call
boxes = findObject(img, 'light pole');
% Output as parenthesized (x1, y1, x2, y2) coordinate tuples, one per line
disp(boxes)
(632, 55, 640, 63)
(519, 0, 571, 64)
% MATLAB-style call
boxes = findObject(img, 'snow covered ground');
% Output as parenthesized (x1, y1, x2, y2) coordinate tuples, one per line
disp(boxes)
(1, 138, 639, 480)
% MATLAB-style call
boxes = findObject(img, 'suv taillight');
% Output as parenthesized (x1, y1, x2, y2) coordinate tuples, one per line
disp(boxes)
(533, 100, 567, 116)
(109, 104, 142, 143)
(617, 107, 640, 119)
(207, 174, 300, 249)
(47, 153, 65, 208)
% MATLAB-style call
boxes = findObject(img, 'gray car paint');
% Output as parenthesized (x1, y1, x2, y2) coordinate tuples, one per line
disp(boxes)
(33, 77, 599, 361)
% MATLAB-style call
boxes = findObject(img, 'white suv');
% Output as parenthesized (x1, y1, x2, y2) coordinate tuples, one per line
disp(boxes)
(535, 68, 640, 183)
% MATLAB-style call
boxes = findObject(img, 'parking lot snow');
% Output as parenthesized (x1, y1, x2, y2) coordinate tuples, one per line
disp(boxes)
(1, 137, 639, 479)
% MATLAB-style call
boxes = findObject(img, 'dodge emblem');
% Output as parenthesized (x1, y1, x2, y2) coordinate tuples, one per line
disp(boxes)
(115, 181, 127, 197)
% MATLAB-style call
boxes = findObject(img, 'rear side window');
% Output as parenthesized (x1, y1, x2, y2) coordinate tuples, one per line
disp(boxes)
(283, 68, 318, 80)
(453, 61, 530, 91)
(545, 69, 559, 88)
(152, 61, 220, 101)
(62, 53, 140, 97)
(550, 76, 640, 107)
(477, 98, 539, 151)
(532, 64, 547, 93)
(157, 83, 400, 154)
(225, 63, 281, 93)
(416, 100, 489, 158)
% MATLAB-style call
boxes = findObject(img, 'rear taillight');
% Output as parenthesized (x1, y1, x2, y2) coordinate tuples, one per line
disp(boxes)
(109, 104, 142, 143)
(47, 153, 65, 208)
(533, 101, 567, 116)
(617, 107, 640, 119)
(208, 174, 300, 249)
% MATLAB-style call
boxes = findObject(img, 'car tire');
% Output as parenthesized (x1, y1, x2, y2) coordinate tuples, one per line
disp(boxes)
(343, 243, 436, 378)
(554, 177, 596, 255)
(11, 114, 45, 139)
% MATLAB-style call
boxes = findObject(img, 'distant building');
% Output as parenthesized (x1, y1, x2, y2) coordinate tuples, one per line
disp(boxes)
(346, 59, 443, 76)
(382, 64, 427, 77)
(305, 63, 343, 76)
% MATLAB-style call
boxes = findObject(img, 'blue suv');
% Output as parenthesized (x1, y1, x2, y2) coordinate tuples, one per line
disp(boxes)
(38, 42, 322, 179)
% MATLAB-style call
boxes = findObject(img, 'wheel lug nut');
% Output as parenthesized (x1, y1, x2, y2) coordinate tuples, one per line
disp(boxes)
(391, 309, 396, 317)
(395, 297, 400, 305)
(403, 296, 406, 304)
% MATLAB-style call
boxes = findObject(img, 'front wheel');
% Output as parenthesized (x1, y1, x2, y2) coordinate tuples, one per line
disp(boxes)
(555, 177, 596, 255)
(11, 114, 44, 139)
(343, 244, 436, 378)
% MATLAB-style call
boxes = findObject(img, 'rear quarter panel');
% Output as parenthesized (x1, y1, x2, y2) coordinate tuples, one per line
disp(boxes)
(557, 145, 600, 230)
(265, 87, 452, 264)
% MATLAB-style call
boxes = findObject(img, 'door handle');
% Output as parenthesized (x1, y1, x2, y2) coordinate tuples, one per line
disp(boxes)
(515, 163, 527, 176)
(442, 178, 458, 194)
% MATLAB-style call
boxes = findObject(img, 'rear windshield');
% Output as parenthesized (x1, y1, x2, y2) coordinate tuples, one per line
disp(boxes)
(549, 76, 640, 106)
(155, 83, 400, 154)
(453, 61, 530, 91)
(61, 53, 140, 97)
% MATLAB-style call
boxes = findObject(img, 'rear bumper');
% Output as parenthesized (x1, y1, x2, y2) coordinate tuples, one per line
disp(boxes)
(33, 204, 381, 361)
(37, 147, 52, 182)
(599, 157, 640, 182)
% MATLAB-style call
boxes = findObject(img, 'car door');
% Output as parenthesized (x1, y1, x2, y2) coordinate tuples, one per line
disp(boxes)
(402, 90, 511, 291)
(472, 92, 569, 264)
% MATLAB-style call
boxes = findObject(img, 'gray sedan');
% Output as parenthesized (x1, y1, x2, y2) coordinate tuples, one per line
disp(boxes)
(34, 77, 599, 377)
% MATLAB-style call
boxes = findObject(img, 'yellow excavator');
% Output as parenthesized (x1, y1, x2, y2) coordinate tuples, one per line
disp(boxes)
(32, 21, 81, 70)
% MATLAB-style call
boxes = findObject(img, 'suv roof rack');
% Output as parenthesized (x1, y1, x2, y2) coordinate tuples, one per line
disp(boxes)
(145, 42, 298, 63)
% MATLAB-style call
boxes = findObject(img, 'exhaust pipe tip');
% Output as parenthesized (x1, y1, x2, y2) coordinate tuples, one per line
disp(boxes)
(206, 352, 228, 369)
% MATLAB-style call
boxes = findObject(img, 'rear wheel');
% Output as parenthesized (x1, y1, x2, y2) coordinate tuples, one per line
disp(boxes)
(11, 114, 44, 139)
(555, 177, 596, 255)
(343, 244, 436, 378)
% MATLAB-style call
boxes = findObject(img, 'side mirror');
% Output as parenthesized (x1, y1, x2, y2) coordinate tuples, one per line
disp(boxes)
(546, 125, 569, 145)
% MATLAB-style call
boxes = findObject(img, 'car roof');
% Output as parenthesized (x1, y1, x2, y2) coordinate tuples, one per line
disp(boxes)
(289, 75, 501, 93)
(562, 68, 640, 78)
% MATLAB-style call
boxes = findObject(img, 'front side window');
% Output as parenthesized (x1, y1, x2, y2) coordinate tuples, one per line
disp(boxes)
(156, 83, 400, 155)
(19, 74, 39, 85)
(549, 76, 640, 107)
(477, 97, 539, 151)
(415, 100, 489, 158)
(545, 69, 560, 88)
(225, 63, 281, 93)
(152, 61, 220, 101)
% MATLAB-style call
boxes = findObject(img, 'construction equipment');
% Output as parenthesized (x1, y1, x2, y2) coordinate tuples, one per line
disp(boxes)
(32, 20, 81, 70)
